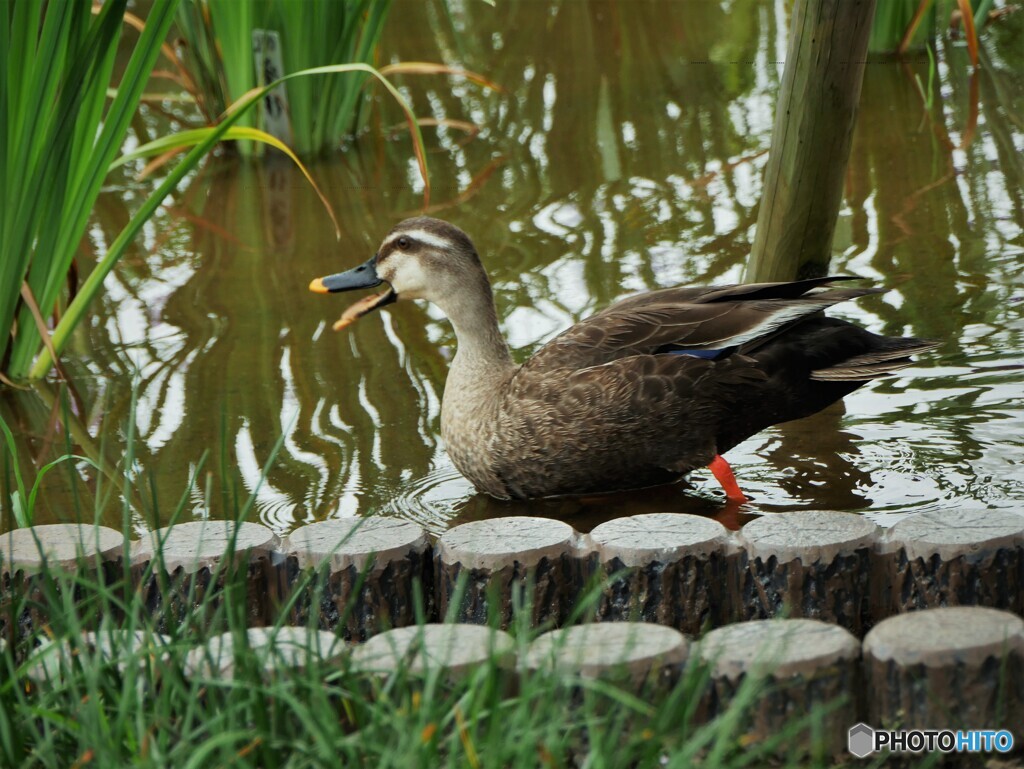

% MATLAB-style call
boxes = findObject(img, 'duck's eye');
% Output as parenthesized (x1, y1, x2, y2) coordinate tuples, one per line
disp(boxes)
(397, 237, 411, 250)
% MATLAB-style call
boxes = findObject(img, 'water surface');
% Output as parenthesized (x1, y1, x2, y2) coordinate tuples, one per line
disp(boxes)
(2, 0, 1022, 536)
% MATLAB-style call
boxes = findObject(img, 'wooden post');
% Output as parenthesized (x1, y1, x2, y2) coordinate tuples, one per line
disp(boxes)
(746, 0, 878, 281)
(864, 607, 1024, 731)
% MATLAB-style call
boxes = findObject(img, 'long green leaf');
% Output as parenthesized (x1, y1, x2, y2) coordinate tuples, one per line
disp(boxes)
(110, 125, 341, 235)
(0, 416, 30, 528)
(179, 0, 397, 157)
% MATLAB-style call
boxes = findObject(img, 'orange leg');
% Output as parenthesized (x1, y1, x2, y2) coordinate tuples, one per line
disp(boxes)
(708, 454, 749, 504)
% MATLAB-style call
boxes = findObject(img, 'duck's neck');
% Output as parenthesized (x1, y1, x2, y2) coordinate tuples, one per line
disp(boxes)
(439, 275, 515, 408)
(435, 274, 514, 497)
(445, 281, 514, 376)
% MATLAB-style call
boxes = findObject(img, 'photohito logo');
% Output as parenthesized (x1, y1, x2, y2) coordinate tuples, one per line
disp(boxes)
(848, 723, 1015, 757)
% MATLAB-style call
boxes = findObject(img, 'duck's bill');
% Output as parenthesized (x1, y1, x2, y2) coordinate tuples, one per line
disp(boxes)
(309, 256, 397, 331)
(309, 255, 382, 294)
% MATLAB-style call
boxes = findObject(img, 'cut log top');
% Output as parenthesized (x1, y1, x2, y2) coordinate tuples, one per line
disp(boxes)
(436, 517, 578, 570)
(738, 511, 878, 564)
(524, 622, 688, 678)
(26, 629, 169, 683)
(284, 517, 428, 572)
(184, 627, 347, 678)
(699, 619, 861, 681)
(587, 513, 730, 567)
(132, 520, 279, 574)
(351, 623, 515, 676)
(864, 606, 1024, 667)
(880, 509, 1024, 560)
(0, 524, 124, 572)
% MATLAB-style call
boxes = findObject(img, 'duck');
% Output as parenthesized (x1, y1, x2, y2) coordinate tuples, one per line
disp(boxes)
(310, 217, 938, 503)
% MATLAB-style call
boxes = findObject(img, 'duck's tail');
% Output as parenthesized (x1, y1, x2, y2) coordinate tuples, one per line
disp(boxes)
(809, 337, 940, 381)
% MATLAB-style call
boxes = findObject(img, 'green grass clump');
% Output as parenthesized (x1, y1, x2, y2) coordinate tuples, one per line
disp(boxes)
(870, 0, 937, 54)
(177, 0, 394, 157)
(0, 0, 181, 382)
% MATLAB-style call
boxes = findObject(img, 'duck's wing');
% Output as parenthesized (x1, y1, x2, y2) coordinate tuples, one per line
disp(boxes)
(498, 348, 765, 494)
(524, 276, 879, 374)
(595, 275, 860, 313)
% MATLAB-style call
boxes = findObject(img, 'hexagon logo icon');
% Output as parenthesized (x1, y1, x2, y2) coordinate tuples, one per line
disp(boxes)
(848, 723, 875, 758)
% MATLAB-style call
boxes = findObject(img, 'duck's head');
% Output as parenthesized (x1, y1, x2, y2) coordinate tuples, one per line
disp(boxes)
(310, 217, 485, 330)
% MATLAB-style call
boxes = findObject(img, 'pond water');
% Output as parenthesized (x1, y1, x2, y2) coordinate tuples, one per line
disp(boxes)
(2, 0, 1022, 537)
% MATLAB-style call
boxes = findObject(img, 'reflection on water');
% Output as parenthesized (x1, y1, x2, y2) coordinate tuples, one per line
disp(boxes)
(2, 0, 1022, 535)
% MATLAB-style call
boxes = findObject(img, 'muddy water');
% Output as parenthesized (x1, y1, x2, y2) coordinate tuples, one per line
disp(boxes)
(2, 0, 1022, 536)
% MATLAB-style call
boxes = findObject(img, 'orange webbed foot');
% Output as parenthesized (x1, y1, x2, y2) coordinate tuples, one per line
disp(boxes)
(708, 454, 749, 504)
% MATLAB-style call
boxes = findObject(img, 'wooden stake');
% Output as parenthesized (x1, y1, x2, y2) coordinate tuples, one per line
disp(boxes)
(746, 0, 878, 281)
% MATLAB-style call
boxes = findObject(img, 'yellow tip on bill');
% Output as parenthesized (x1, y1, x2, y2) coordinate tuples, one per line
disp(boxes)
(332, 317, 356, 332)
(309, 277, 329, 293)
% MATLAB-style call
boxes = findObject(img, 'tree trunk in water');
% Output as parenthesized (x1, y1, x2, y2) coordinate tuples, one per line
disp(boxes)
(746, 0, 877, 282)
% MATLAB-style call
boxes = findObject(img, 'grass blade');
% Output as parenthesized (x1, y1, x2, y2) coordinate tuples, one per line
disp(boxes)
(110, 126, 340, 236)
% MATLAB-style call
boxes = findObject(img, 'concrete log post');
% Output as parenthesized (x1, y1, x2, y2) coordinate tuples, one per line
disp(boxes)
(0, 524, 124, 649)
(873, 508, 1024, 621)
(730, 511, 879, 635)
(350, 623, 515, 680)
(524, 621, 689, 691)
(864, 606, 1024, 732)
(586, 513, 730, 633)
(132, 520, 279, 634)
(282, 517, 431, 640)
(698, 618, 861, 757)
(184, 626, 347, 679)
(24, 628, 169, 688)
(435, 517, 581, 628)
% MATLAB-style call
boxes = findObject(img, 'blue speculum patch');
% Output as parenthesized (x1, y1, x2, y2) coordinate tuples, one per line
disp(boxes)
(663, 348, 729, 360)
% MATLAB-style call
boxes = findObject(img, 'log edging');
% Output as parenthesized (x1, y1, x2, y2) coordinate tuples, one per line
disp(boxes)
(3, 509, 1021, 640)
(5, 508, 1024, 757)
